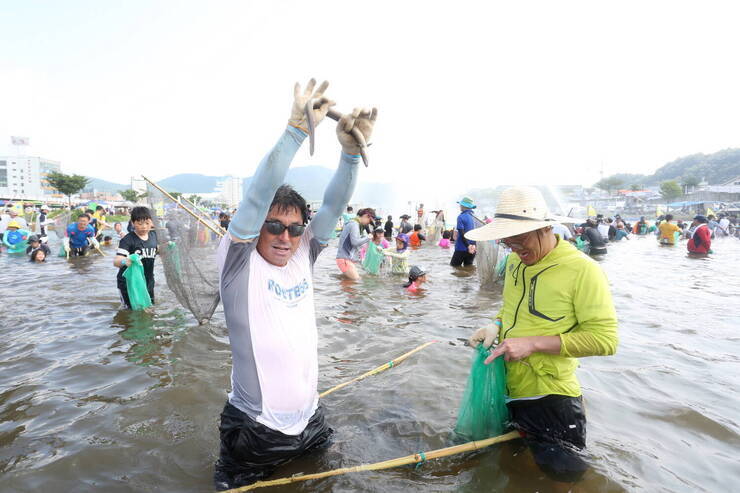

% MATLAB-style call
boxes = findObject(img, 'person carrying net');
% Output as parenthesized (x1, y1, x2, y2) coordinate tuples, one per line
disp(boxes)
(466, 186, 618, 485)
(213, 79, 377, 490)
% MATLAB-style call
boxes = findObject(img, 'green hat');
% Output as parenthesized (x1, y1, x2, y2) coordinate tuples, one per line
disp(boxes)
(457, 197, 477, 209)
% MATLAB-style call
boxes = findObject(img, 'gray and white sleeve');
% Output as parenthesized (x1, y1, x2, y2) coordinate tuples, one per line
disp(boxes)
(309, 152, 361, 244)
(228, 126, 307, 240)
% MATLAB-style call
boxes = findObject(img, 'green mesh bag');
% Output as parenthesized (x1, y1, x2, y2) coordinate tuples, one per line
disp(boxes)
(362, 243, 384, 275)
(455, 345, 510, 440)
(123, 253, 152, 310)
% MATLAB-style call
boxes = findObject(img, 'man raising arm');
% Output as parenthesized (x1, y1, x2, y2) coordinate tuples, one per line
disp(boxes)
(214, 79, 376, 490)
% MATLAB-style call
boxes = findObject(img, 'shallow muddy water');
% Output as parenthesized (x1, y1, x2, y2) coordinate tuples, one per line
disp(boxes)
(1, 233, 738, 492)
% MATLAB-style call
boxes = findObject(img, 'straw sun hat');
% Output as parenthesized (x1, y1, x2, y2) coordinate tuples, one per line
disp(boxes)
(466, 186, 577, 242)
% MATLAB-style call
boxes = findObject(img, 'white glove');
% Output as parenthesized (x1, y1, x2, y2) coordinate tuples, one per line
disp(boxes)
(62, 237, 71, 253)
(336, 107, 377, 155)
(287, 79, 334, 132)
(88, 237, 100, 248)
(468, 323, 500, 349)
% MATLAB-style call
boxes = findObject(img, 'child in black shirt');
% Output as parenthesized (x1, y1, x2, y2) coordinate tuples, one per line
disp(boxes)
(113, 206, 158, 309)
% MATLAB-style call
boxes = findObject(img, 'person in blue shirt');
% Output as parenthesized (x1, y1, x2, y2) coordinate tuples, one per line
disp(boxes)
(451, 196, 477, 266)
(63, 213, 98, 256)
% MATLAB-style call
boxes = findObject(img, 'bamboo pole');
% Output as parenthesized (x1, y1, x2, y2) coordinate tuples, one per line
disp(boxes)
(180, 195, 227, 235)
(140, 175, 224, 238)
(319, 341, 438, 399)
(225, 430, 520, 492)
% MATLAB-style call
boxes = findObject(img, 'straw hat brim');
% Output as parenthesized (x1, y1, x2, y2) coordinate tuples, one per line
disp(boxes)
(466, 215, 579, 242)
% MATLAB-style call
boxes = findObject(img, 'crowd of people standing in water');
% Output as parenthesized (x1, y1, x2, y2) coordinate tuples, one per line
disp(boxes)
(0, 79, 738, 491)
(559, 211, 738, 258)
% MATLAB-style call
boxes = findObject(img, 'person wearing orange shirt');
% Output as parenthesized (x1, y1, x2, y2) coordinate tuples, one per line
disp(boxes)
(409, 223, 426, 247)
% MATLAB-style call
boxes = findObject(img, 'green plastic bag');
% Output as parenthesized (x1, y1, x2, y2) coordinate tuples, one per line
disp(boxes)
(58, 244, 66, 257)
(575, 236, 588, 252)
(123, 253, 152, 310)
(362, 243, 384, 275)
(455, 345, 510, 441)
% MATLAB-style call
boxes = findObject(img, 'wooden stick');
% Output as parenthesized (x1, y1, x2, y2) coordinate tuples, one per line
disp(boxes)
(319, 341, 438, 399)
(180, 195, 227, 235)
(140, 175, 224, 237)
(226, 430, 520, 492)
(94, 246, 106, 256)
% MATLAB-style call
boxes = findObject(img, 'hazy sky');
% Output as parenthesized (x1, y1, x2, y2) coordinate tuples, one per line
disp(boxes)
(2, 0, 740, 202)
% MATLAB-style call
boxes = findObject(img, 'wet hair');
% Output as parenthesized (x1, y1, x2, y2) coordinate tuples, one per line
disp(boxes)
(30, 249, 46, 262)
(665, 214, 673, 221)
(103, 235, 112, 242)
(96, 205, 104, 211)
(130, 206, 153, 223)
(413, 224, 422, 231)
(79, 213, 91, 221)
(346, 206, 353, 212)
(114, 222, 121, 228)
(387, 215, 392, 220)
(403, 266, 426, 287)
(357, 208, 376, 218)
(85, 209, 94, 214)
(269, 184, 307, 224)
(442, 230, 451, 239)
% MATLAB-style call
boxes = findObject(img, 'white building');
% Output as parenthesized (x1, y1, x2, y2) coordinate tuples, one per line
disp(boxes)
(215, 175, 243, 208)
(0, 156, 61, 200)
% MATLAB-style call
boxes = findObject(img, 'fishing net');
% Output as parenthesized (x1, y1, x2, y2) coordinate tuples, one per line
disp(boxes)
(180, 195, 227, 235)
(472, 216, 504, 290)
(145, 181, 221, 324)
(123, 253, 153, 310)
(362, 243, 384, 275)
(455, 345, 510, 441)
(47, 210, 71, 237)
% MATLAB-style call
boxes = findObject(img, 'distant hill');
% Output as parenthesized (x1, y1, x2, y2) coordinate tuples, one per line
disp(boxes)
(158, 173, 224, 193)
(84, 177, 128, 193)
(598, 148, 740, 187)
(85, 165, 394, 205)
(648, 148, 740, 184)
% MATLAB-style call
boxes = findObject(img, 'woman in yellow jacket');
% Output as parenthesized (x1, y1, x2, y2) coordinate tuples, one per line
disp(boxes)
(467, 187, 618, 484)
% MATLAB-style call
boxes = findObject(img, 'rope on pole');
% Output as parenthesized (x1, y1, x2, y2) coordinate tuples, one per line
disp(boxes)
(225, 430, 521, 492)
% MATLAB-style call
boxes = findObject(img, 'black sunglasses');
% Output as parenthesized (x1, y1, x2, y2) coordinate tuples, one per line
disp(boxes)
(263, 220, 306, 237)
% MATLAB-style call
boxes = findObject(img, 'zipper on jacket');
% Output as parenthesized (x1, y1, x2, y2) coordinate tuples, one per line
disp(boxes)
(504, 264, 527, 339)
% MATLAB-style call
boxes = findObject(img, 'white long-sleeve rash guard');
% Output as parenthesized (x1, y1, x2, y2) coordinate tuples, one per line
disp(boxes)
(218, 126, 361, 435)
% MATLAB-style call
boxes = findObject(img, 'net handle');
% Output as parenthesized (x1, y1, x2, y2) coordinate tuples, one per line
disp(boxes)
(141, 175, 224, 238)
